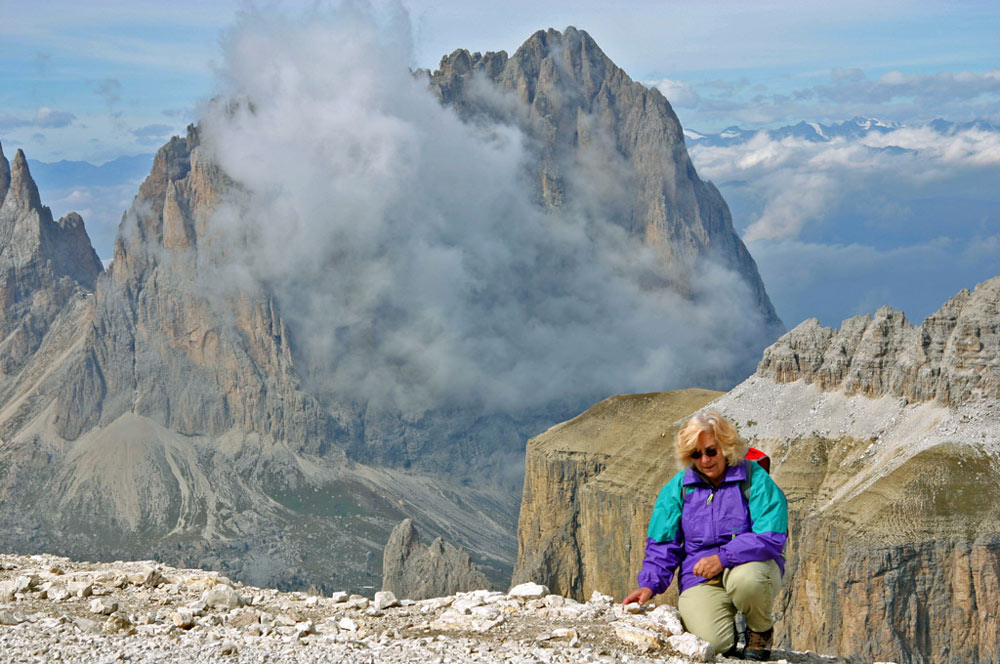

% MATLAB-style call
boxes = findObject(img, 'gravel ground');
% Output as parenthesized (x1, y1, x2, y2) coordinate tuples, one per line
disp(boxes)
(0, 553, 870, 664)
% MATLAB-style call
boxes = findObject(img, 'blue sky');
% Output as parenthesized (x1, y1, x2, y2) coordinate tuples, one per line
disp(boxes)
(2, 1, 997, 162)
(1, 0, 998, 330)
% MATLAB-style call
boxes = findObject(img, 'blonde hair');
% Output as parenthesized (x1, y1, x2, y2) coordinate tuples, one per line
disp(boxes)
(675, 411, 746, 469)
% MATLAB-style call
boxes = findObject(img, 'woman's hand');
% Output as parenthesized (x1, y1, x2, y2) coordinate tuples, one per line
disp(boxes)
(693, 554, 723, 579)
(622, 587, 653, 608)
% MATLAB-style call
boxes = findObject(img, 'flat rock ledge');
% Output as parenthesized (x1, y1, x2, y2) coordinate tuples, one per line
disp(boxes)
(0, 553, 873, 664)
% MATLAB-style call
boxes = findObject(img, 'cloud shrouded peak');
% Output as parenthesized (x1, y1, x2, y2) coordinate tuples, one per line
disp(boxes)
(191, 6, 775, 418)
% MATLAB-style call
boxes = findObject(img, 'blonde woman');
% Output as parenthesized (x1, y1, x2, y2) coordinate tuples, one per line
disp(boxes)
(622, 412, 788, 661)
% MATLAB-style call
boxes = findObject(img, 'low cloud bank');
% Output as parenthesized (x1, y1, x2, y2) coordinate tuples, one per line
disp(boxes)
(687, 125, 1000, 326)
(195, 5, 770, 418)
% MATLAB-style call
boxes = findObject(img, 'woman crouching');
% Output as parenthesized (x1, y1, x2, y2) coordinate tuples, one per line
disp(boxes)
(622, 412, 788, 660)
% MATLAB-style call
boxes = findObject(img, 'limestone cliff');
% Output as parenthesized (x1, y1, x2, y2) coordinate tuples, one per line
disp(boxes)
(381, 519, 491, 600)
(427, 27, 780, 331)
(513, 277, 1000, 664)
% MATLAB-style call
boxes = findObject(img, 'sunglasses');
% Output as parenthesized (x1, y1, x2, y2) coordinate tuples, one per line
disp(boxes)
(690, 448, 719, 460)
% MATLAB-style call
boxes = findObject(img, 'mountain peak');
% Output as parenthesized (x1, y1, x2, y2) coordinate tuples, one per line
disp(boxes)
(6, 147, 43, 212)
(0, 141, 10, 208)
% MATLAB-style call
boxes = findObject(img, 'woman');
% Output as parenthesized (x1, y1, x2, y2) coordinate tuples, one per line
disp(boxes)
(622, 411, 787, 661)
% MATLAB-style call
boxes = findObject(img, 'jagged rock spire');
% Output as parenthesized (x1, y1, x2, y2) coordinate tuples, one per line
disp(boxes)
(6, 148, 43, 212)
(0, 141, 11, 208)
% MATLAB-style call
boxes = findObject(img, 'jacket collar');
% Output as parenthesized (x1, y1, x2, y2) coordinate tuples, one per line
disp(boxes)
(682, 460, 747, 487)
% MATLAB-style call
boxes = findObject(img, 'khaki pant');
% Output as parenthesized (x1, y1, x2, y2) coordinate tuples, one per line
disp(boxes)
(677, 560, 782, 654)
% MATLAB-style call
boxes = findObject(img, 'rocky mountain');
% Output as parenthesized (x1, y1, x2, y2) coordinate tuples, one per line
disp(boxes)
(381, 519, 490, 600)
(0, 551, 868, 663)
(512, 277, 1000, 664)
(0, 143, 103, 380)
(0, 27, 781, 597)
(426, 27, 780, 330)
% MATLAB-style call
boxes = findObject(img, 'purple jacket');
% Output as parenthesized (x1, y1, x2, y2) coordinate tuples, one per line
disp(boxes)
(637, 460, 787, 595)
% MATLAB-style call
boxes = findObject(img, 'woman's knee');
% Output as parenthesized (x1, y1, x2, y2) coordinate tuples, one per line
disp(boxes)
(725, 560, 781, 607)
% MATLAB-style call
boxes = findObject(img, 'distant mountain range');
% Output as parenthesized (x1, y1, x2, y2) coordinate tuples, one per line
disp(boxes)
(26, 154, 153, 190)
(683, 116, 998, 147)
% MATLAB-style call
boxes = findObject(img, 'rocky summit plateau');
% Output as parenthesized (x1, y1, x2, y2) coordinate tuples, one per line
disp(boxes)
(0, 552, 871, 664)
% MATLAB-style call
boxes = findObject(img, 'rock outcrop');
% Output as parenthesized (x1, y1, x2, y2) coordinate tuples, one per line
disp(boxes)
(0, 552, 866, 663)
(381, 519, 491, 600)
(513, 277, 1000, 664)
(427, 27, 780, 331)
(0, 142, 102, 383)
(758, 279, 1000, 405)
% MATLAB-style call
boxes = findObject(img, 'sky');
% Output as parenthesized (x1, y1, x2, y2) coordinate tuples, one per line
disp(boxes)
(1, 0, 998, 332)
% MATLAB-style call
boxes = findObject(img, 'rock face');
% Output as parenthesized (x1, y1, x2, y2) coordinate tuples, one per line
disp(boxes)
(0, 142, 102, 382)
(427, 27, 780, 330)
(0, 552, 865, 664)
(758, 279, 1000, 405)
(381, 519, 491, 600)
(513, 277, 1000, 664)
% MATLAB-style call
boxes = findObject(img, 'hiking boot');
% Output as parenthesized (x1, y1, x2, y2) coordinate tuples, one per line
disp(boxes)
(743, 627, 773, 661)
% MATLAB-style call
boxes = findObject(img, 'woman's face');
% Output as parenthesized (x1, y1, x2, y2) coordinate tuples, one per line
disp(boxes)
(692, 430, 726, 482)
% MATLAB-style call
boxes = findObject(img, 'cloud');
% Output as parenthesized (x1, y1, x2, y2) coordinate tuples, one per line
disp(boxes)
(690, 126, 1000, 242)
(0, 114, 30, 130)
(34, 107, 77, 128)
(646, 78, 700, 107)
(687, 125, 1000, 327)
(131, 123, 176, 144)
(814, 69, 1000, 105)
(0, 107, 76, 130)
(187, 4, 772, 419)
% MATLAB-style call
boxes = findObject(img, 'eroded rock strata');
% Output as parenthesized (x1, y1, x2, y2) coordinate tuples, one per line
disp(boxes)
(513, 277, 1000, 664)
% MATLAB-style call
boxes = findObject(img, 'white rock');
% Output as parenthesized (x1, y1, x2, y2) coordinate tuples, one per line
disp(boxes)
(612, 621, 662, 651)
(452, 596, 485, 614)
(508, 582, 549, 599)
(588, 590, 613, 606)
(667, 632, 715, 661)
(67, 581, 93, 599)
(89, 598, 118, 615)
(13, 575, 39, 593)
(201, 584, 245, 610)
(649, 604, 685, 636)
(329, 591, 349, 602)
(304, 595, 319, 608)
(0, 610, 21, 625)
(373, 590, 399, 610)
(171, 609, 196, 629)
(337, 617, 358, 631)
(47, 585, 71, 602)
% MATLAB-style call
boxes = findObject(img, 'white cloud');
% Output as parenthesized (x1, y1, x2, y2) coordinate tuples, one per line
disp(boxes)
(686, 123, 1000, 327)
(34, 107, 76, 128)
(645, 78, 700, 107)
(691, 126, 1000, 242)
